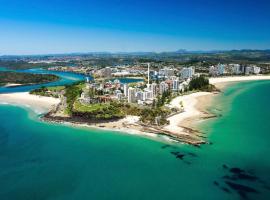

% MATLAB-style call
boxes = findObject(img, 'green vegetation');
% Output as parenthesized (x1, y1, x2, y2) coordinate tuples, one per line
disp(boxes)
(30, 86, 64, 98)
(156, 90, 172, 107)
(138, 91, 173, 125)
(0, 61, 49, 70)
(64, 82, 84, 115)
(73, 101, 124, 120)
(189, 76, 216, 92)
(140, 107, 171, 125)
(0, 60, 68, 70)
(0, 71, 59, 86)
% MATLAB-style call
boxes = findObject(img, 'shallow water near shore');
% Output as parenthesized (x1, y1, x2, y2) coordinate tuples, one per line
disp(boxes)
(0, 80, 270, 199)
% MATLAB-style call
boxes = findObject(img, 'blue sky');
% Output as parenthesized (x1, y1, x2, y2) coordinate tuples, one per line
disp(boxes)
(0, 0, 270, 54)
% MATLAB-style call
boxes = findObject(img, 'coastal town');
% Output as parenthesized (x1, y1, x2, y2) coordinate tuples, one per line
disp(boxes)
(2, 0, 270, 199)
(12, 60, 261, 145)
(46, 62, 262, 107)
(1, 53, 270, 145)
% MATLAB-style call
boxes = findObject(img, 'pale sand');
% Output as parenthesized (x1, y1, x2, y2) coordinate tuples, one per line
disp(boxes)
(209, 75, 270, 84)
(1, 75, 270, 142)
(163, 92, 213, 135)
(4, 83, 23, 87)
(65, 115, 162, 140)
(0, 92, 60, 114)
(163, 75, 270, 135)
(210, 75, 270, 89)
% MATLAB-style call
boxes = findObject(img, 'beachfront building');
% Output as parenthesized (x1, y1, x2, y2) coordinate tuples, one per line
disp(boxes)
(209, 64, 225, 76)
(128, 87, 136, 103)
(251, 65, 261, 74)
(150, 83, 158, 97)
(181, 67, 194, 79)
(244, 66, 253, 75)
(231, 64, 241, 74)
(123, 84, 129, 97)
(143, 89, 153, 101)
(209, 66, 218, 76)
(159, 81, 169, 94)
(136, 91, 144, 101)
(172, 79, 179, 91)
(217, 64, 225, 75)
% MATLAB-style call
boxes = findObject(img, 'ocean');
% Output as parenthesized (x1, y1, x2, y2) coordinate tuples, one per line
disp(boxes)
(0, 80, 270, 199)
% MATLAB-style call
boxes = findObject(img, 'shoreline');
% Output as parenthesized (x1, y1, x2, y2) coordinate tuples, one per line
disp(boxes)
(1, 75, 270, 145)
(209, 75, 270, 90)
(3, 83, 23, 87)
(0, 92, 60, 114)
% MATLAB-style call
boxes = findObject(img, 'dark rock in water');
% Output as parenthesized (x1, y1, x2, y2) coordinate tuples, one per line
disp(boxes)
(209, 142, 214, 145)
(222, 164, 229, 169)
(237, 191, 248, 199)
(170, 151, 186, 160)
(161, 144, 171, 149)
(230, 167, 245, 174)
(237, 173, 258, 182)
(225, 181, 259, 199)
(170, 151, 179, 156)
(258, 179, 266, 185)
(223, 175, 237, 181)
(247, 169, 255, 175)
(213, 181, 219, 186)
(176, 154, 185, 160)
(263, 185, 270, 191)
(221, 187, 231, 193)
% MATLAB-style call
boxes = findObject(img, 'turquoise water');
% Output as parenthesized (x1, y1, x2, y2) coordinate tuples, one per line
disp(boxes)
(0, 68, 86, 93)
(0, 67, 144, 93)
(0, 80, 270, 199)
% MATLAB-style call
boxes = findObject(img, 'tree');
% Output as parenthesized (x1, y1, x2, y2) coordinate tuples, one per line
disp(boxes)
(189, 76, 209, 91)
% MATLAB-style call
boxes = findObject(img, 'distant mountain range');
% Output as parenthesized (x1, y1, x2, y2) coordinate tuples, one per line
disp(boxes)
(1, 49, 270, 58)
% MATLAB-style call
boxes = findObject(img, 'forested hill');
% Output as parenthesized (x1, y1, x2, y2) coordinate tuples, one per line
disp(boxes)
(0, 71, 59, 86)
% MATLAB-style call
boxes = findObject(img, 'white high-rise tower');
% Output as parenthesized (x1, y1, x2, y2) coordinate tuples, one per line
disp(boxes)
(148, 63, 150, 85)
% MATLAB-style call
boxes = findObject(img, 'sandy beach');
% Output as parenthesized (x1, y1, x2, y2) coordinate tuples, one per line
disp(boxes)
(210, 75, 270, 89)
(0, 92, 60, 114)
(1, 75, 270, 144)
(160, 75, 270, 137)
(163, 92, 213, 135)
(3, 83, 23, 87)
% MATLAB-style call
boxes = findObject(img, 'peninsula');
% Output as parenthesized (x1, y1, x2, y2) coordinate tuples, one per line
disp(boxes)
(2, 61, 270, 145)
(0, 71, 60, 87)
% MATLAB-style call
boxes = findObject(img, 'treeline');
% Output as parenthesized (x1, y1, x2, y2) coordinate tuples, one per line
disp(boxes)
(0, 61, 51, 70)
(30, 86, 64, 98)
(73, 101, 125, 120)
(64, 83, 83, 115)
(0, 71, 59, 86)
(189, 76, 216, 92)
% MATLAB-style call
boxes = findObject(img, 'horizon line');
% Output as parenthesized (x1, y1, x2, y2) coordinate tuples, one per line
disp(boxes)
(1, 48, 270, 57)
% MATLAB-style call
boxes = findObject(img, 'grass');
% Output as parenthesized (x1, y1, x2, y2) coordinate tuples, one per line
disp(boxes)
(73, 100, 111, 112)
